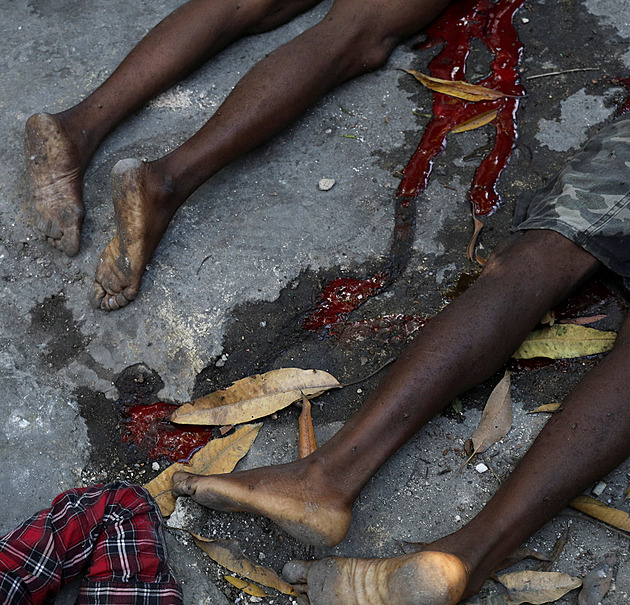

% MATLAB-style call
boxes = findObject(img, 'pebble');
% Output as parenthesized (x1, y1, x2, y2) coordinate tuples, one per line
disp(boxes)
(318, 178, 336, 191)
(475, 463, 488, 473)
(152, 462, 160, 471)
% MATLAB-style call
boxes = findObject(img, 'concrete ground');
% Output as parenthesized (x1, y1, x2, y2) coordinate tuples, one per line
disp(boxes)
(1, 0, 630, 603)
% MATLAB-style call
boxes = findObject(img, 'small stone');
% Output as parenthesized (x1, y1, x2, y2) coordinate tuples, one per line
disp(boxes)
(592, 481, 606, 497)
(521, 17, 529, 23)
(318, 178, 336, 191)
(152, 462, 160, 471)
(475, 463, 488, 474)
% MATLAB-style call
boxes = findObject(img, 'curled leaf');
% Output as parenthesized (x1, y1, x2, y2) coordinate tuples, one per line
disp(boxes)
(145, 423, 261, 516)
(498, 570, 582, 604)
(403, 70, 508, 101)
(527, 403, 562, 415)
(467, 216, 484, 261)
(192, 534, 299, 596)
(298, 393, 318, 459)
(513, 325, 616, 360)
(171, 368, 340, 426)
(578, 553, 616, 605)
(224, 576, 268, 597)
(450, 109, 499, 133)
(570, 495, 630, 532)
(471, 371, 512, 455)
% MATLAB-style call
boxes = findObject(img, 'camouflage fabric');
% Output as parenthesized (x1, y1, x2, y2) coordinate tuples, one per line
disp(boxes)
(515, 113, 630, 279)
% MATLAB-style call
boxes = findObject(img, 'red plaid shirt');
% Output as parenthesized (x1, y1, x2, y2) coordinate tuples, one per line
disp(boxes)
(0, 482, 182, 604)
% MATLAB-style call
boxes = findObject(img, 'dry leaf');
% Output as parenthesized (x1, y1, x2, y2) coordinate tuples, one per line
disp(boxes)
(298, 393, 318, 459)
(467, 216, 484, 261)
(578, 553, 616, 605)
(471, 371, 512, 454)
(624, 485, 630, 500)
(560, 314, 607, 325)
(513, 325, 616, 359)
(171, 368, 340, 426)
(451, 109, 499, 133)
(224, 576, 268, 597)
(498, 570, 582, 604)
(403, 70, 507, 101)
(527, 403, 562, 414)
(497, 546, 551, 571)
(570, 495, 630, 532)
(145, 423, 262, 516)
(192, 534, 299, 596)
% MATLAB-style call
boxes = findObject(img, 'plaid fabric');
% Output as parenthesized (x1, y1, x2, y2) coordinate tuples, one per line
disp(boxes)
(0, 482, 183, 605)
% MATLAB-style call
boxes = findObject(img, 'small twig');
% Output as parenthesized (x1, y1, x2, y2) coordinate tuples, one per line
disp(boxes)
(341, 357, 396, 388)
(526, 67, 601, 81)
(535, 525, 570, 572)
(196, 253, 212, 274)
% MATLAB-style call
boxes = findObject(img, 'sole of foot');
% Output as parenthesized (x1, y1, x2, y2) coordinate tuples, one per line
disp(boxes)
(90, 158, 159, 311)
(24, 113, 85, 256)
(283, 551, 468, 605)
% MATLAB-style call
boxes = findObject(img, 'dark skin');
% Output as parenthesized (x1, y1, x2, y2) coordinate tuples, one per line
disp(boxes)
(172, 230, 630, 604)
(24, 0, 452, 310)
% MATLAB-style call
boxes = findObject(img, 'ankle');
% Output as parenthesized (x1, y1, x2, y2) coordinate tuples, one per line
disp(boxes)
(53, 109, 99, 162)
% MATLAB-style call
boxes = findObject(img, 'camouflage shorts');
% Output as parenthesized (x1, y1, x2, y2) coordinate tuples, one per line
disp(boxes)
(514, 113, 630, 279)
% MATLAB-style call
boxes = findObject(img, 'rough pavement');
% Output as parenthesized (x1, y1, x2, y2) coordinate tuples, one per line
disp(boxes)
(1, 0, 630, 603)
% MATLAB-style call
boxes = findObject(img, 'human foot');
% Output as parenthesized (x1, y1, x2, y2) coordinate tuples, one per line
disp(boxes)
(172, 465, 353, 547)
(24, 113, 86, 256)
(91, 158, 173, 311)
(282, 551, 468, 605)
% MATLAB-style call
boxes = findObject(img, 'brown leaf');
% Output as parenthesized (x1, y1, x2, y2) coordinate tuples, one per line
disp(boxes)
(192, 534, 299, 596)
(145, 423, 262, 516)
(403, 70, 508, 101)
(497, 570, 582, 604)
(578, 553, 616, 605)
(527, 403, 562, 415)
(570, 495, 630, 532)
(298, 393, 317, 459)
(224, 576, 268, 597)
(513, 325, 616, 359)
(467, 216, 484, 261)
(535, 526, 570, 572)
(170, 368, 340, 426)
(625, 485, 630, 500)
(451, 109, 499, 133)
(497, 546, 551, 571)
(471, 371, 512, 454)
(560, 314, 607, 325)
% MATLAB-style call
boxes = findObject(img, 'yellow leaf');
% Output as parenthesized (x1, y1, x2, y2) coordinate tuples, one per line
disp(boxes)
(527, 403, 562, 414)
(192, 534, 299, 596)
(145, 423, 262, 516)
(498, 570, 582, 604)
(471, 371, 512, 455)
(570, 495, 630, 532)
(170, 368, 340, 426)
(224, 576, 268, 597)
(513, 324, 616, 360)
(403, 69, 507, 101)
(450, 109, 499, 133)
(298, 393, 317, 459)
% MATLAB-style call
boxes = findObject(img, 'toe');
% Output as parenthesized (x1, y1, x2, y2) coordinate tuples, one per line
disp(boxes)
(59, 228, 81, 257)
(89, 283, 107, 309)
(172, 472, 196, 496)
(283, 560, 313, 584)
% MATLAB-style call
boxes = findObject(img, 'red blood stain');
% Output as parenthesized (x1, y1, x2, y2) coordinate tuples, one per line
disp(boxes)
(303, 0, 526, 332)
(302, 273, 387, 331)
(400, 0, 526, 220)
(120, 401, 213, 463)
(329, 313, 430, 345)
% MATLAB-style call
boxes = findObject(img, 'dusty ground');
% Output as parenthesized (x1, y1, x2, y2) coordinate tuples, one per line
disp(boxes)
(1, 0, 630, 603)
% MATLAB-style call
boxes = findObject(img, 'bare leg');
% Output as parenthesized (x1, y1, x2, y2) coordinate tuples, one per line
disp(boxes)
(173, 230, 600, 550)
(282, 300, 630, 605)
(89, 0, 452, 310)
(24, 0, 321, 256)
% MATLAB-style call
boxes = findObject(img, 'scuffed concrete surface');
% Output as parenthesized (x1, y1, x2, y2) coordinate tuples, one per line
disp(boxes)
(1, 0, 630, 603)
